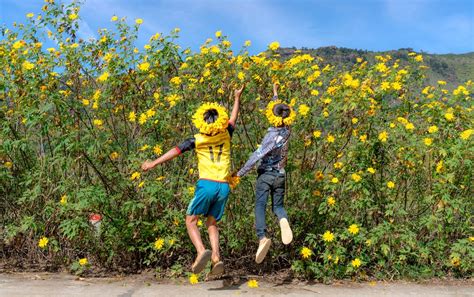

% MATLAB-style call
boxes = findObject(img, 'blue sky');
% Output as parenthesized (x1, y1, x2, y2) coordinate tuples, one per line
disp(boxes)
(1, 0, 473, 54)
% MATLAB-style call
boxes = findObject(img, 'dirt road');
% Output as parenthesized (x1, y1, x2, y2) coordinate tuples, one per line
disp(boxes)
(0, 272, 472, 297)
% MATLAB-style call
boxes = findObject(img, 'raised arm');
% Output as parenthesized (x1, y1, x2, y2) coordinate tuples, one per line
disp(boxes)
(229, 85, 245, 126)
(141, 138, 195, 171)
(272, 82, 279, 99)
(141, 147, 180, 171)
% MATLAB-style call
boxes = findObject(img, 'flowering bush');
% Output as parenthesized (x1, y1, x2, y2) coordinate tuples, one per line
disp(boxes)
(1, 1, 472, 279)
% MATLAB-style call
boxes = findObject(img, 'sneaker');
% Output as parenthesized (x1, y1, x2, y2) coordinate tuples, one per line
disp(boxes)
(280, 218, 293, 245)
(255, 237, 272, 264)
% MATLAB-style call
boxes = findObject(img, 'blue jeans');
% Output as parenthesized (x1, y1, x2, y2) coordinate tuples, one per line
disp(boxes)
(255, 170, 288, 240)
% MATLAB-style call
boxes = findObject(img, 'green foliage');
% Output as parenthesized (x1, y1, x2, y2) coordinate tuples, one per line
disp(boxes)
(1, 1, 473, 279)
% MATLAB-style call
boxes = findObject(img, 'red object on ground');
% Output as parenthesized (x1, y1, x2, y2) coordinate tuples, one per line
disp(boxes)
(89, 213, 102, 223)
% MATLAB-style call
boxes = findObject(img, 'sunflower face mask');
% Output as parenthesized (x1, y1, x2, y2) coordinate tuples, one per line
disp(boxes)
(265, 100, 297, 127)
(192, 102, 229, 135)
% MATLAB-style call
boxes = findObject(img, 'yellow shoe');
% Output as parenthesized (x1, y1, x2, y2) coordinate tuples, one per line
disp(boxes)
(255, 237, 272, 264)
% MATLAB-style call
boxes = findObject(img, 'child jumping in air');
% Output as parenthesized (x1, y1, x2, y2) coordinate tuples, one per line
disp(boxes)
(235, 83, 295, 264)
(141, 85, 245, 276)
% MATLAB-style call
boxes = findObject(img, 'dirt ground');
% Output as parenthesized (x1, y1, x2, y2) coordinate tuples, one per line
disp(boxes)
(0, 272, 473, 297)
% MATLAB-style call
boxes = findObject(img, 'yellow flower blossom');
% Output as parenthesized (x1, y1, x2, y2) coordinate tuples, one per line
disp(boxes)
(97, 71, 109, 82)
(130, 171, 141, 181)
(247, 279, 258, 288)
(322, 230, 335, 242)
(331, 177, 339, 184)
(313, 130, 322, 138)
(387, 181, 395, 188)
(269, 41, 280, 51)
(460, 129, 473, 140)
(154, 238, 164, 250)
(436, 160, 444, 173)
(38, 236, 49, 248)
(138, 62, 150, 71)
(424, 138, 433, 146)
(111, 15, 118, 21)
(326, 134, 335, 143)
(428, 125, 438, 133)
(79, 258, 88, 266)
(348, 224, 359, 235)
(327, 196, 336, 206)
(128, 111, 136, 122)
(378, 131, 388, 142)
(189, 273, 199, 284)
(351, 173, 362, 182)
(444, 112, 454, 121)
(367, 167, 376, 174)
(22, 61, 35, 71)
(298, 104, 310, 117)
(300, 247, 312, 259)
(351, 258, 362, 268)
(135, 18, 143, 25)
(93, 119, 103, 127)
(60, 195, 67, 205)
(110, 152, 119, 160)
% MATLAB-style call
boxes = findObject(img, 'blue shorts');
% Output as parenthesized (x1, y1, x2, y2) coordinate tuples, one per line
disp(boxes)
(187, 179, 230, 221)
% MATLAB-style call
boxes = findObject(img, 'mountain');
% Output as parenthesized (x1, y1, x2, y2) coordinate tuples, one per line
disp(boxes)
(278, 47, 474, 88)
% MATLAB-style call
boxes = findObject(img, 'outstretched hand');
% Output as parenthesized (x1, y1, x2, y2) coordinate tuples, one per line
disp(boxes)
(141, 160, 155, 171)
(273, 82, 279, 96)
(234, 84, 246, 98)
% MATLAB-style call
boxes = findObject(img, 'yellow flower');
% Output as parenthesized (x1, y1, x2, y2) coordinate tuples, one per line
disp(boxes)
(139, 144, 150, 151)
(351, 173, 362, 182)
(154, 238, 164, 250)
(26, 13, 34, 18)
(111, 15, 118, 21)
(193, 102, 229, 135)
(326, 134, 335, 143)
(68, 13, 78, 20)
(298, 104, 310, 116)
(428, 125, 438, 133)
(387, 181, 395, 188)
(110, 152, 119, 160)
(334, 162, 343, 169)
(244, 40, 251, 47)
(170, 76, 181, 85)
(130, 171, 141, 181)
(423, 138, 433, 146)
(269, 41, 280, 51)
(97, 71, 109, 82)
(153, 145, 162, 155)
(348, 224, 359, 235)
(197, 220, 203, 227)
(138, 62, 150, 71)
(322, 230, 335, 242)
(359, 134, 367, 142)
(189, 273, 199, 285)
(300, 247, 312, 259)
(237, 71, 245, 81)
(60, 195, 67, 205)
(128, 111, 136, 122)
(82, 99, 90, 106)
(4, 161, 12, 169)
(327, 196, 336, 206)
(247, 279, 259, 288)
(460, 129, 473, 140)
(188, 186, 195, 196)
(450, 256, 460, 267)
(38, 236, 49, 248)
(22, 61, 35, 71)
(378, 131, 388, 142)
(367, 167, 376, 174)
(215, 30, 222, 38)
(135, 18, 143, 25)
(139, 113, 147, 125)
(414, 54, 423, 62)
(366, 239, 372, 246)
(313, 130, 322, 138)
(93, 119, 103, 127)
(351, 258, 362, 268)
(436, 160, 444, 173)
(331, 177, 339, 184)
(405, 122, 415, 131)
(351, 117, 358, 124)
(79, 258, 88, 266)
(444, 112, 454, 121)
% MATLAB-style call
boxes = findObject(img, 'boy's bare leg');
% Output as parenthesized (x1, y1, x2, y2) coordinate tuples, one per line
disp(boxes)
(186, 215, 206, 255)
(206, 216, 220, 263)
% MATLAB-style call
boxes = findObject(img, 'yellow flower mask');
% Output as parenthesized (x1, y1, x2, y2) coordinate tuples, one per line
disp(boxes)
(265, 100, 296, 127)
(192, 102, 229, 135)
